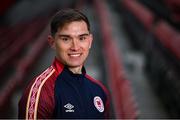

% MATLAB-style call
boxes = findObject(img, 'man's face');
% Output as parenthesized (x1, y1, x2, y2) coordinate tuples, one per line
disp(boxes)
(49, 21, 93, 69)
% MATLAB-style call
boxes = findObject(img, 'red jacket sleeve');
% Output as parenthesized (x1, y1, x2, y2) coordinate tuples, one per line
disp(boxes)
(18, 67, 56, 119)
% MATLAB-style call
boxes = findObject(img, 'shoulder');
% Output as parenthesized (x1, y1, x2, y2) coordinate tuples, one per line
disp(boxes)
(28, 65, 56, 95)
(19, 66, 57, 119)
(85, 74, 111, 118)
(85, 74, 109, 96)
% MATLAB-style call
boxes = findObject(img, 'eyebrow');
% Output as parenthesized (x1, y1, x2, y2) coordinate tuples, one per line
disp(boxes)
(58, 34, 70, 37)
(57, 33, 90, 37)
(79, 33, 90, 36)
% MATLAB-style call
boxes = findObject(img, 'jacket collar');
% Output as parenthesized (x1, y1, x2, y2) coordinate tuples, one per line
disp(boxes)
(52, 57, 86, 75)
(52, 57, 64, 75)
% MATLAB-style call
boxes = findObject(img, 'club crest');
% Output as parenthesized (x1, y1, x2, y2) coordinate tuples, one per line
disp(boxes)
(93, 96, 104, 112)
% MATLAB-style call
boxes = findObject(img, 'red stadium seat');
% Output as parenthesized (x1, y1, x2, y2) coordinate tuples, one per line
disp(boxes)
(94, 0, 138, 119)
(0, 16, 48, 76)
(153, 20, 180, 60)
(122, 0, 155, 31)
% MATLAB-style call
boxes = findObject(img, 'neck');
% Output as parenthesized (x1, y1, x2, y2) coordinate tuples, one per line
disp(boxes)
(68, 66, 82, 74)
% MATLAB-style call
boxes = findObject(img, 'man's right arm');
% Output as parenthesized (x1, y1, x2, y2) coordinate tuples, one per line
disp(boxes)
(18, 73, 56, 119)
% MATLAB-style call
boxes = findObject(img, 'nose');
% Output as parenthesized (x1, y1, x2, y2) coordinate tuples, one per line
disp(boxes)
(70, 39, 79, 51)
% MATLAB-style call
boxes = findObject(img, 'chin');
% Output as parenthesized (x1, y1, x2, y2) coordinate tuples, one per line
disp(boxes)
(67, 62, 83, 68)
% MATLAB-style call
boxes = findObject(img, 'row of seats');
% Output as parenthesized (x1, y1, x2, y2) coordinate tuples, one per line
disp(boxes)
(0, 0, 15, 16)
(93, 0, 137, 119)
(120, 0, 180, 118)
(0, 16, 49, 77)
(0, 13, 52, 115)
(122, 0, 180, 60)
(138, 0, 180, 29)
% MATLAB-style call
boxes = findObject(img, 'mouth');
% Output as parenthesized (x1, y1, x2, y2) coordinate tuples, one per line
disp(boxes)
(68, 53, 82, 57)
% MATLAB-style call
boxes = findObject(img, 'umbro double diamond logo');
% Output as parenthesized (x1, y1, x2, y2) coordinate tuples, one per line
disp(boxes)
(64, 103, 74, 112)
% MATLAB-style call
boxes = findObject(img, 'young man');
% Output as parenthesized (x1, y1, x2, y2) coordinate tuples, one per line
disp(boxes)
(18, 9, 110, 119)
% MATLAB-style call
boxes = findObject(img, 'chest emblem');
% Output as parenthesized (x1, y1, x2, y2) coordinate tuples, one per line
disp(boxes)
(64, 103, 74, 112)
(94, 96, 104, 112)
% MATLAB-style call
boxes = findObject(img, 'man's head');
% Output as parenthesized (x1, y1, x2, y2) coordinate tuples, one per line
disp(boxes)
(48, 9, 93, 73)
(50, 9, 90, 37)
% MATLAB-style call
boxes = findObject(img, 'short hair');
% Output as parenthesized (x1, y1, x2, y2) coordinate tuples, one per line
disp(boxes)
(50, 9, 90, 37)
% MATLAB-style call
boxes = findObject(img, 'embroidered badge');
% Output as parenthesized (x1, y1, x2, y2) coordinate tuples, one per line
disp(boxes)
(94, 96, 104, 112)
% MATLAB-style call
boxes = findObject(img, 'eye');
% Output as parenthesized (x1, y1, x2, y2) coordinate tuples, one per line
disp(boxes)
(61, 37, 70, 42)
(79, 36, 87, 41)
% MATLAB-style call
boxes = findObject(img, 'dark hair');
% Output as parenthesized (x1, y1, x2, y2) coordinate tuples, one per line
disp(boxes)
(50, 9, 90, 37)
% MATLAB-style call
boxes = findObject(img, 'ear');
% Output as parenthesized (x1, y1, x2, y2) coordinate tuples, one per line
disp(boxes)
(89, 34, 93, 49)
(48, 35, 55, 49)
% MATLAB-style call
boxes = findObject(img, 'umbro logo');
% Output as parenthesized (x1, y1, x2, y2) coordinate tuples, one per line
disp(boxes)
(64, 103, 74, 112)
